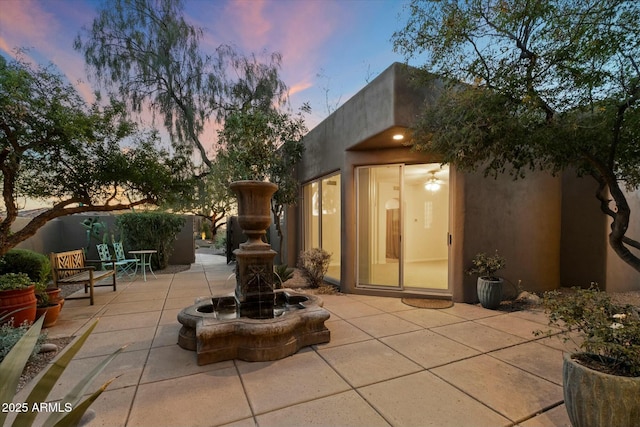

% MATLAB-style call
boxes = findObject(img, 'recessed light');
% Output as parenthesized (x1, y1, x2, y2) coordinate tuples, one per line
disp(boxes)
(392, 134, 404, 141)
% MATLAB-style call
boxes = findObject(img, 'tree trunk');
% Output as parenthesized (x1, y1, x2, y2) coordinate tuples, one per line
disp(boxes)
(606, 182, 640, 273)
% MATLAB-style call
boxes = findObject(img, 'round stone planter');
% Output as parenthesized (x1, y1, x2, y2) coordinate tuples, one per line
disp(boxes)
(476, 277, 503, 309)
(563, 353, 640, 427)
(0, 285, 37, 326)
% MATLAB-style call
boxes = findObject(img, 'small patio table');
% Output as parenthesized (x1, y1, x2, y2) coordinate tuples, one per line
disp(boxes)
(129, 250, 157, 282)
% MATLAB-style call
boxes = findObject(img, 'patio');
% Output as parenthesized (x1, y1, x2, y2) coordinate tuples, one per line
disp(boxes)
(17, 253, 573, 427)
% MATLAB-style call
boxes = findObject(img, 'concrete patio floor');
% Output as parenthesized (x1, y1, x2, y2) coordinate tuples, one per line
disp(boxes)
(18, 253, 574, 427)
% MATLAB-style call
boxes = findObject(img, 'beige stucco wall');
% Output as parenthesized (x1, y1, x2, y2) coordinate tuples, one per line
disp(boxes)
(559, 173, 607, 288)
(454, 170, 563, 302)
(605, 188, 640, 292)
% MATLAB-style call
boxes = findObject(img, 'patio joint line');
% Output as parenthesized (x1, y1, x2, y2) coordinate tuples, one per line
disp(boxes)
(509, 400, 566, 427)
(311, 346, 397, 427)
(232, 360, 259, 424)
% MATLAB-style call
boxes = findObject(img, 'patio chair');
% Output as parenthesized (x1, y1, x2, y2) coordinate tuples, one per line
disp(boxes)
(96, 243, 136, 280)
(113, 242, 138, 278)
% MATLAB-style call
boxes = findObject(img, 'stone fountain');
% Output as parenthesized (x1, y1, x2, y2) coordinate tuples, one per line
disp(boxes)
(177, 181, 331, 365)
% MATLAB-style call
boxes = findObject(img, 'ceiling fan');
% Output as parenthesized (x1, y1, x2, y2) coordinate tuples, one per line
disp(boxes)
(424, 170, 444, 192)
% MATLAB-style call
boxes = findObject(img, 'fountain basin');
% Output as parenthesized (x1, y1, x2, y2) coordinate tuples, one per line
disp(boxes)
(178, 290, 331, 365)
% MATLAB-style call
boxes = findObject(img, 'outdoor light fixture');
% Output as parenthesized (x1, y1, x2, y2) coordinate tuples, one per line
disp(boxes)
(392, 134, 404, 141)
(424, 171, 443, 192)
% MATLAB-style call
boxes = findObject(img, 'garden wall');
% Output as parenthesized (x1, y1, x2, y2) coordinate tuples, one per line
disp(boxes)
(13, 213, 195, 266)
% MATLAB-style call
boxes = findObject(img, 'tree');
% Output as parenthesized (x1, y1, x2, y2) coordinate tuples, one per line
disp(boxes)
(0, 55, 190, 256)
(213, 105, 308, 257)
(74, 0, 288, 169)
(76, 0, 309, 256)
(179, 172, 233, 238)
(393, 0, 640, 272)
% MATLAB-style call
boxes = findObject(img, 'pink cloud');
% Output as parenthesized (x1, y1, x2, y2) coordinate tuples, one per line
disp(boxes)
(0, 0, 55, 56)
(0, 0, 97, 103)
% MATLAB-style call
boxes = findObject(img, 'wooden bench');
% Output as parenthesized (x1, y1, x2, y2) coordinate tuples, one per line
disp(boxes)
(50, 249, 116, 305)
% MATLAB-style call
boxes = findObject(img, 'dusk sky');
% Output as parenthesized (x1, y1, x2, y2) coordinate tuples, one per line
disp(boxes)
(0, 0, 416, 133)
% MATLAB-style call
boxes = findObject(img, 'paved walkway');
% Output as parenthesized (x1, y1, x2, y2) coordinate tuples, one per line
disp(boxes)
(19, 254, 573, 427)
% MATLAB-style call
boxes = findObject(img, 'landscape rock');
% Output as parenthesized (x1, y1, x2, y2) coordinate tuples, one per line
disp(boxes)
(39, 343, 58, 353)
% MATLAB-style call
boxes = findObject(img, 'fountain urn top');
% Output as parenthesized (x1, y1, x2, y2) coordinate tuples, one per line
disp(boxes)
(230, 180, 278, 248)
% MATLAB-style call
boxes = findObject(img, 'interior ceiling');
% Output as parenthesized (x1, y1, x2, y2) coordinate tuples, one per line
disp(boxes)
(374, 164, 450, 185)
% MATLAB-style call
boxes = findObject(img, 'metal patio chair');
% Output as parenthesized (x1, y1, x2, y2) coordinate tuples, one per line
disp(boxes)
(96, 243, 136, 280)
(113, 242, 139, 278)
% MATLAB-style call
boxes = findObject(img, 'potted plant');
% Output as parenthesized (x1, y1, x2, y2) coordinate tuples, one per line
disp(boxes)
(35, 290, 62, 328)
(0, 273, 37, 326)
(466, 251, 506, 309)
(540, 285, 640, 427)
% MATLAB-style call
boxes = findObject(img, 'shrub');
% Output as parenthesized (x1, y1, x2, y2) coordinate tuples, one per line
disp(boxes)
(0, 317, 124, 427)
(298, 248, 331, 289)
(116, 212, 186, 270)
(274, 264, 294, 288)
(466, 250, 506, 280)
(0, 318, 45, 363)
(0, 249, 51, 286)
(539, 285, 640, 377)
(0, 273, 32, 291)
(214, 232, 226, 250)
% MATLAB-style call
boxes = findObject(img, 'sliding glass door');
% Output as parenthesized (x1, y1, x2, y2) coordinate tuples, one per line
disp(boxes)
(356, 164, 450, 292)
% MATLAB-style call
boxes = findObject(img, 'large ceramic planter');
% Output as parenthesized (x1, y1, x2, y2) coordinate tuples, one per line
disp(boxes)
(563, 353, 640, 427)
(36, 302, 62, 328)
(0, 285, 37, 326)
(476, 277, 503, 309)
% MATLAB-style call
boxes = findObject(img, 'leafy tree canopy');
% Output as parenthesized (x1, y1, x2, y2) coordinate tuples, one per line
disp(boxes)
(393, 0, 640, 272)
(76, 0, 310, 254)
(75, 0, 289, 169)
(212, 104, 308, 255)
(0, 54, 192, 256)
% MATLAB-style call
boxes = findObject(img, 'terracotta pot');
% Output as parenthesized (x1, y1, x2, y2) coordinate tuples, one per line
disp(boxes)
(0, 285, 37, 326)
(36, 302, 62, 328)
(476, 277, 503, 309)
(45, 287, 62, 304)
(563, 353, 640, 427)
(230, 180, 278, 247)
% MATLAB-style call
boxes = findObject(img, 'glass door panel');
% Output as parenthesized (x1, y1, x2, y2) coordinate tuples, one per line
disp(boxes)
(356, 165, 401, 288)
(321, 175, 341, 281)
(302, 182, 319, 250)
(403, 164, 449, 291)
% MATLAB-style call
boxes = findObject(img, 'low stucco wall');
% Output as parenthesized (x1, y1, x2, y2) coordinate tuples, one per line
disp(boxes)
(13, 213, 195, 265)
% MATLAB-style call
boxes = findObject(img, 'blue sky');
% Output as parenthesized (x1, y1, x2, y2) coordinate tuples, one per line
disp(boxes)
(0, 0, 414, 131)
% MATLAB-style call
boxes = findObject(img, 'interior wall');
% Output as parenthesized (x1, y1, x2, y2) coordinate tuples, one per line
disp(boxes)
(404, 181, 449, 262)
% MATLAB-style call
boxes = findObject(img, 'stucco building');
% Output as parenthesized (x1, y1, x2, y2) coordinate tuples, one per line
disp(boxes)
(283, 62, 638, 303)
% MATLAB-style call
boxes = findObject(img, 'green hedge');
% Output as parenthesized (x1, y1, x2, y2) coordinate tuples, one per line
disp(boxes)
(116, 212, 185, 270)
(0, 249, 51, 287)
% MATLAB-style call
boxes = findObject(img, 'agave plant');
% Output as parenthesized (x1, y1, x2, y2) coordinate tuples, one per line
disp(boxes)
(0, 316, 124, 427)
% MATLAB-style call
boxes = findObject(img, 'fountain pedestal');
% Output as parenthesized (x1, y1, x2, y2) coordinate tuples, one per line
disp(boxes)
(234, 245, 276, 319)
(231, 180, 278, 319)
(177, 180, 331, 364)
